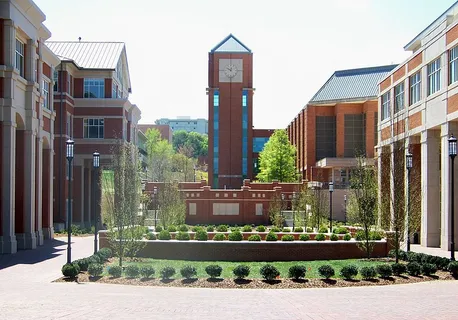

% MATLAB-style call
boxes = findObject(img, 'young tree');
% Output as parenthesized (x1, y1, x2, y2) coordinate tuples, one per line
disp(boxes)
(269, 193, 286, 228)
(157, 181, 186, 228)
(257, 130, 297, 182)
(145, 129, 174, 182)
(308, 186, 329, 230)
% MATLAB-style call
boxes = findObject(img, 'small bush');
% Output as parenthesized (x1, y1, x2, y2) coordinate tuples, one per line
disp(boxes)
(282, 227, 291, 233)
(242, 225, 252, 232)
(195, 229, 208, 241)
(333, 227, 348, 234)
(216, 225, 228, 232)
(306, 227, 313, 233)
(206, 225, 215, 232)
(356, 230, 384, 241)
(360, 266, 377, 280)
(228, 231, 243, 241)
(299, 234, 310, 241)
(213, 233, 226, 241)
(98, 247, 113, 260)
(370, 231, 383, 240)
(88, 254, 101, 264)
(318, 265, 335, 279)
(248, 234, 261, 241)
(407, 262, 421, 276)
(146, 232, 157, 240)
(155, 226, 163, 232)
(288, 265, 306, 280)
(175, 231, 190, 241)
(376, 264, 393, 278)
(319, 226, 328, 233)
(178, 224, 189, 232)
(421, 263, 437, 276)
(294, 227, 304, 232)
(167, 225, 177, 232)
(62, 263, 80, 278)
(281, 234, 294, 241)
(158, 230, 171, 240)
(230, 226, 240, 232)
(160, 266, 176, 280)
(233, 265, 250, 279)
(140, 265, 155, 279)
(74, 258, 89, 272)
(108, 265, 122, 277)
(340, 265, 358, 280)
(330, 234, 339, 241)
(205, 265, 223, 278)
(259, 264, 280, 281)
(125, 265, 140, 278)
(392, 263, 407, 275)
(256, 225, 266, 232)
(191, 225, 203, 232)
(315, 233, 326, 241)
(180, 265, 197, 279)
(88, 263, 103, 277)
(270, 226, 281, 232)
(448, 261, 458, 276)
(343, 233, 352, 241)
(265, 232, 278, 241)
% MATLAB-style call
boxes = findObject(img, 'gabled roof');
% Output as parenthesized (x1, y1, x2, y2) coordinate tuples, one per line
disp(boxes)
(309, 65, 397, 104)
(45, 41, 125, 69)
(210, 34, 251, 53)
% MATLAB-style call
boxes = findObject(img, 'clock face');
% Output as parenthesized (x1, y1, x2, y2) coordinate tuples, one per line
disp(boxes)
(224, 64, 238, 78)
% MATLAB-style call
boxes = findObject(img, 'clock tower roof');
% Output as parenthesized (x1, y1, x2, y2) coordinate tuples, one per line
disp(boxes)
(210, 34, 251, 53)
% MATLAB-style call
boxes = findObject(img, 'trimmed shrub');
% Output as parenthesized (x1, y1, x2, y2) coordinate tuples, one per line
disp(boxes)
(195, 229, 208, 241)
(392, 263, 407, 275)
(294, 227, 304, 232)
(340, 265, 358, 280)
(125, 265, 140, 278)
(175, 231, 190, 241)
(88, 263, 103, 277)
(216, 225, 228, 232)
(140, 265, 155, 278)
(288, 265, 306, 280)
(205, 265, 223, 278)
(448, 261, 458, 276)
(206, 225, 215, 232)
(376, 264, 393, 278)
(343, 233, 352, 241)
(306, 227, 313, 233)
(180, 265, 197, 279)
(108, 265, 122, 278)
(333, 227, 348, 234)
(192, 225, 203, 232)
(370, 231, 384, 240)
(213, 233, 226, 241)
(155, 226, 163, 232)
(88, 254, 101, 264)
(315, 233, 326, 241)
(233, 265, 250, 279)
(421, 263, 437, 276)
(407, 262, 421, 276)
(318, 265, 335, 279)
(167, 225, 177, 232)
(281, 234, 294, 241)
(360, 266, 377, 280)
(98, 247, 113, 260)
(160, 266, 176, 280)
(356, 230, 384, 241)
(158, 230, 171, 240)
(228, 231, 243, 241)
(62, 263, 80, 278)
(270, 226, 281, 232)
(146, 232, 157, 240)
(259, 264, 280, 281)
(265, 232, 278, 242)
(178, 224, 189, 232)
(282, 227, 291, 233)
(299, 234, 310, 241)
(230, 226, 240, 232)
(242, 225, 253, 232)
(248, 234, 261, 241)
(256, 225, 266, 232)
(319, 226, 328, 233)
(330, 234, 339, 241)
(74, 258, 89, 272)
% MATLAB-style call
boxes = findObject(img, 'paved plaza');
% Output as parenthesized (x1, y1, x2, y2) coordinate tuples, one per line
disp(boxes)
(0, 237, 457, 320)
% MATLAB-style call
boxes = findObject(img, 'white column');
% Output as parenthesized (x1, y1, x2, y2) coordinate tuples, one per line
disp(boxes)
(42, 147, 54, 239)
(26, 39, 37, 82)
(376, 149, 382, 229)
(36, 136, 43, 245)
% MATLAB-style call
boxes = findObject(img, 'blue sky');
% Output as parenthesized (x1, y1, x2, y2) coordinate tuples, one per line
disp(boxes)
(35, 0, 456, 129)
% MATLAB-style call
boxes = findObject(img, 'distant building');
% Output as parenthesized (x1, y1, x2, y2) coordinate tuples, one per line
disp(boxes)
(138, 124, 172, 143)
(155, 117, 208, 135)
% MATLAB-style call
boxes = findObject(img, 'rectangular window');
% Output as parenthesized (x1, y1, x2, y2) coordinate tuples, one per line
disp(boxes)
(213, 90, 219, 187)
(42, 80, 50, 109)
(112, 82, 118, 98)
(53, 70, 59, 92)
(381, 92, 390, 120)
(255, 203, 263, 216)
(427, 58, 441, 95)
(83, 118, 104, 138)
(253, 137, 269, 153)
(83, 78, 105, 98)
(315, 116, 336, 161)
(344, 114, 364, 157)
(15, 39, 25, 77)
(450, 46, 458, 84)
(394, 82, 404, 113)
(242, 90, 248, 177)
(189, 203, 196, 215)
(410, 72, 421, 105)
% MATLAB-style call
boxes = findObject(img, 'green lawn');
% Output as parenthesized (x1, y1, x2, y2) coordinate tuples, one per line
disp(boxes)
(108, 258, 391, 279)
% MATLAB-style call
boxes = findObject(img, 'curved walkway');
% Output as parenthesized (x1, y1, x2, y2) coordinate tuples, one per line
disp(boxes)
(0, 237, 457, 320)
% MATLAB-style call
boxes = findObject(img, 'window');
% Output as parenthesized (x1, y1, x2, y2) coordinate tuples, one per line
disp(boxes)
(381, 92, 390, 120)
(189, 203, 196, 215)
(344, 114, 364, 157)
(242, 90, 248, 177)
(213, 91, 219, 187)
(410, 72, 421, 105)
(83, 79, 105, 98)
(42, 80, 50, 109)
(394, 82, 404, 113)
(66, 114, 72, 137)
(53, 70, 59, 92)
(112, 82, 118, 98)
(253, 137, 269, 153)
(83, 119, 104, 139)
(315, 116, 336, 161)
(256, 203, 263, 216)
(427, 58, 441, 95)
(450, 46, 458, 84)
(15, 39, 25, 77)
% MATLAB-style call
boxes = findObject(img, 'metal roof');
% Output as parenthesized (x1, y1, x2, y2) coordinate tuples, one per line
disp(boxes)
(210, 34, 251, 53)
(45, 41, 125, 69)
(309, 65, 397, 104)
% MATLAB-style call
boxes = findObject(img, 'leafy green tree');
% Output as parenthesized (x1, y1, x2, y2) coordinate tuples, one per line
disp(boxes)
(269, 194, 285, 228)
(172, 130, 208, 158)
(257, 130, 297, 182)
(158, 181, 186, 228)
(145, 128, 174, 182)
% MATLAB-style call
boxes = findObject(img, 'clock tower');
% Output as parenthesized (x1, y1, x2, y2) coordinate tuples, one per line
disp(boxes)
(208, 34, 253, 189)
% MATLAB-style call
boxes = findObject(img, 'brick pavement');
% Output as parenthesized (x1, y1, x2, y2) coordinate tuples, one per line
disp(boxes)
(0, 236, 457, 319)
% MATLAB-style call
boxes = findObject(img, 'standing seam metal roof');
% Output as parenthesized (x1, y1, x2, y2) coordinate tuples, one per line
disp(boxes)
(309, 65, 397, 104)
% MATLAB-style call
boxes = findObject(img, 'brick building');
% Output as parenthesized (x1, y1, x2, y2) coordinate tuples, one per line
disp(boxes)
(138, 123, 172, 143)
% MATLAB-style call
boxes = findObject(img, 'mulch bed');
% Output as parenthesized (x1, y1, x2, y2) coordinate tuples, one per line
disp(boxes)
(55, 271, 455, 289)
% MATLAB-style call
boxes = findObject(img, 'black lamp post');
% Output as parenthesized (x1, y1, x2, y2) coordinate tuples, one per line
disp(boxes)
(66, 139, 74, 264)
(153, 186, 158, 230)
(344, 194, 347, 225)
(449, 134, 457, 260)
(292, 192, 297, 230)
(93, 151, 100, 254)
(281, 193, 285, 227)
(329, 182, 334, 233)
(406, 151, 413, 252)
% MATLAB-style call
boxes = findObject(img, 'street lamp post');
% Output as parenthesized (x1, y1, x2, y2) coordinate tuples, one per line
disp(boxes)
(281, 193, 285, 227)
(66, 139, 74, 264)
(153, 186, 158, 230)
(92, 151, 100, 254)
(406, 151, 413, 252)
(344, 194, 347, 225)
(292, 192, 297, 230)
(449, 134, 457, 260)
(329, 182, 334, 233)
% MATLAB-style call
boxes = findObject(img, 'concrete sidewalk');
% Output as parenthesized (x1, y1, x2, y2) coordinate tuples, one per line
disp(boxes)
(410, 244, 457, 258)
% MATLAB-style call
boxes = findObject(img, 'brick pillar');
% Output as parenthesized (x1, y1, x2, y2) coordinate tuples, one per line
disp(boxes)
(36, 136, 43, 245)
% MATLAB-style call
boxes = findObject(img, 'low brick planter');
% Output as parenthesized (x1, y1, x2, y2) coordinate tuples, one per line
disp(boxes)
(157, 232, 346, 241)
